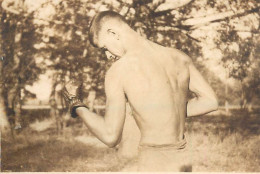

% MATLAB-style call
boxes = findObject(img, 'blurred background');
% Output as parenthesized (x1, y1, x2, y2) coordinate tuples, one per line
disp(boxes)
(0, 0, 259, 172)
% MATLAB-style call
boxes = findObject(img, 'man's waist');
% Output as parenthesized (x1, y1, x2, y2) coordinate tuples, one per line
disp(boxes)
(139, 136, 187, 151)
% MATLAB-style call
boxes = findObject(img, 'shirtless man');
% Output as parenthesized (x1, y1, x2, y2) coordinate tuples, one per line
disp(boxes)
(62, 11, 218, 172)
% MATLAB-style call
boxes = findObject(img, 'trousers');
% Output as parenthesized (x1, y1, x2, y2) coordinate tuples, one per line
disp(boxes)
(136, 138, 192, 172)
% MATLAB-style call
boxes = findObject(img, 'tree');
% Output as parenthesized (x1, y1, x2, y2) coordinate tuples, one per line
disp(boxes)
(107, 0, 259, 108)
(0, 43, 10, 133)
(1, 0, 259, 119)
(0, 3, 11, 135)
(1, 0, 45, 132)
(217, 22, 260, 109)
(38, 0, 110, 102)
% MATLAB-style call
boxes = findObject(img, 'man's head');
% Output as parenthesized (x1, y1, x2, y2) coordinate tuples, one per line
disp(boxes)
(89, 11, 130, 58)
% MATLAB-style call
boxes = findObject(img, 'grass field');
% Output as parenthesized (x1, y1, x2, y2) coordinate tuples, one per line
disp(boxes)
(1, 109, 260, 172)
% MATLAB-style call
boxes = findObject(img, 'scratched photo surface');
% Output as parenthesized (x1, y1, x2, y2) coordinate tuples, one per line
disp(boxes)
(1, 0, 260, 172)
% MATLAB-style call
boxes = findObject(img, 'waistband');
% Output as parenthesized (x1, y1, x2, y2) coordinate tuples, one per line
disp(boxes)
(139, 137, 187, 151)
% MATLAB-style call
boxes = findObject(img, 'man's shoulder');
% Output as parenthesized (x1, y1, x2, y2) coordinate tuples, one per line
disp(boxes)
(106, 59, 126, 79)
(105, 59, 126, 92)
(167, 47, 192, 64)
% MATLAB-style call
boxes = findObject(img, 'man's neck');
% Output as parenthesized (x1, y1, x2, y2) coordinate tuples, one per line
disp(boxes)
(123, 31, 151, 56)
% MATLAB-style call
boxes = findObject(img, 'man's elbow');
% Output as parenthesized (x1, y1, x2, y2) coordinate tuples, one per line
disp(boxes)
(210, 97, 219, 111)
(106, 140, 118, 148)
(104, 134, 120, 148)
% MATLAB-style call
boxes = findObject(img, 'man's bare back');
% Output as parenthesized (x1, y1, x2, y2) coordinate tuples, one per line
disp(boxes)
(109, 41, 190, 146)
(63, 10, 218, 171)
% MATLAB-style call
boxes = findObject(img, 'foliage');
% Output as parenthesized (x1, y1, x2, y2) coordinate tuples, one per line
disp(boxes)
(1, 11, 44, 108)
(1, 0, 260, 109)
(216, 17, 260, 107)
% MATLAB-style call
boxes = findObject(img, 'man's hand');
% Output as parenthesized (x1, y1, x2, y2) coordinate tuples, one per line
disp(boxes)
(61, 81, 88, 118)
(64, 80, 79, 96)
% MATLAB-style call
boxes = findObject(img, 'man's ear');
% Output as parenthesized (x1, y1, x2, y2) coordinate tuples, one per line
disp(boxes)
(107, 29, 119, 40)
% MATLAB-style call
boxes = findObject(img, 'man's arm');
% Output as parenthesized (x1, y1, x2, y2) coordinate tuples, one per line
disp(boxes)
(76, 66, 126, 147)
(187, 61, 218, 117)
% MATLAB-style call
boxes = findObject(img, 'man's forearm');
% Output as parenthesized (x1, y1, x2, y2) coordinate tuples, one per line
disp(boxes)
(187, 97, 218, 117)
(75, 107, 119, 147)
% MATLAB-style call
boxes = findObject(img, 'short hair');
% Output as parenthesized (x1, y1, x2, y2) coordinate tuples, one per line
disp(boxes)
(88, 11, 128, 47)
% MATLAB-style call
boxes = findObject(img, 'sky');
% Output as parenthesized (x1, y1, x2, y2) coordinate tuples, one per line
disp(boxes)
(25, 71, 52, 101)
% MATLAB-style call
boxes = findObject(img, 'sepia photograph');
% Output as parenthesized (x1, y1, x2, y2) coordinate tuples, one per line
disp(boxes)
(0, 0, 259, 172)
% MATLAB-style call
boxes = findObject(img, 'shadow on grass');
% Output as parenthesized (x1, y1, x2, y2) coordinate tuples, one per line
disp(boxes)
(184, 109, 260, 172)
(2, 108, 260, 172)
(2, 135, 120, 172)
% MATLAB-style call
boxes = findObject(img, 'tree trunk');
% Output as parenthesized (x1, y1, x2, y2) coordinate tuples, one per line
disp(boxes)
(50, 80, 63, 134)
(247, 102, 253, 113)
(0, 60, 11, 135)
(225, 68, 230, 115)
(0, 83, 10, 133)
(13, 88, 22, 131)
(0, 12, 11, 134)
(11, 18, 23, 132)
